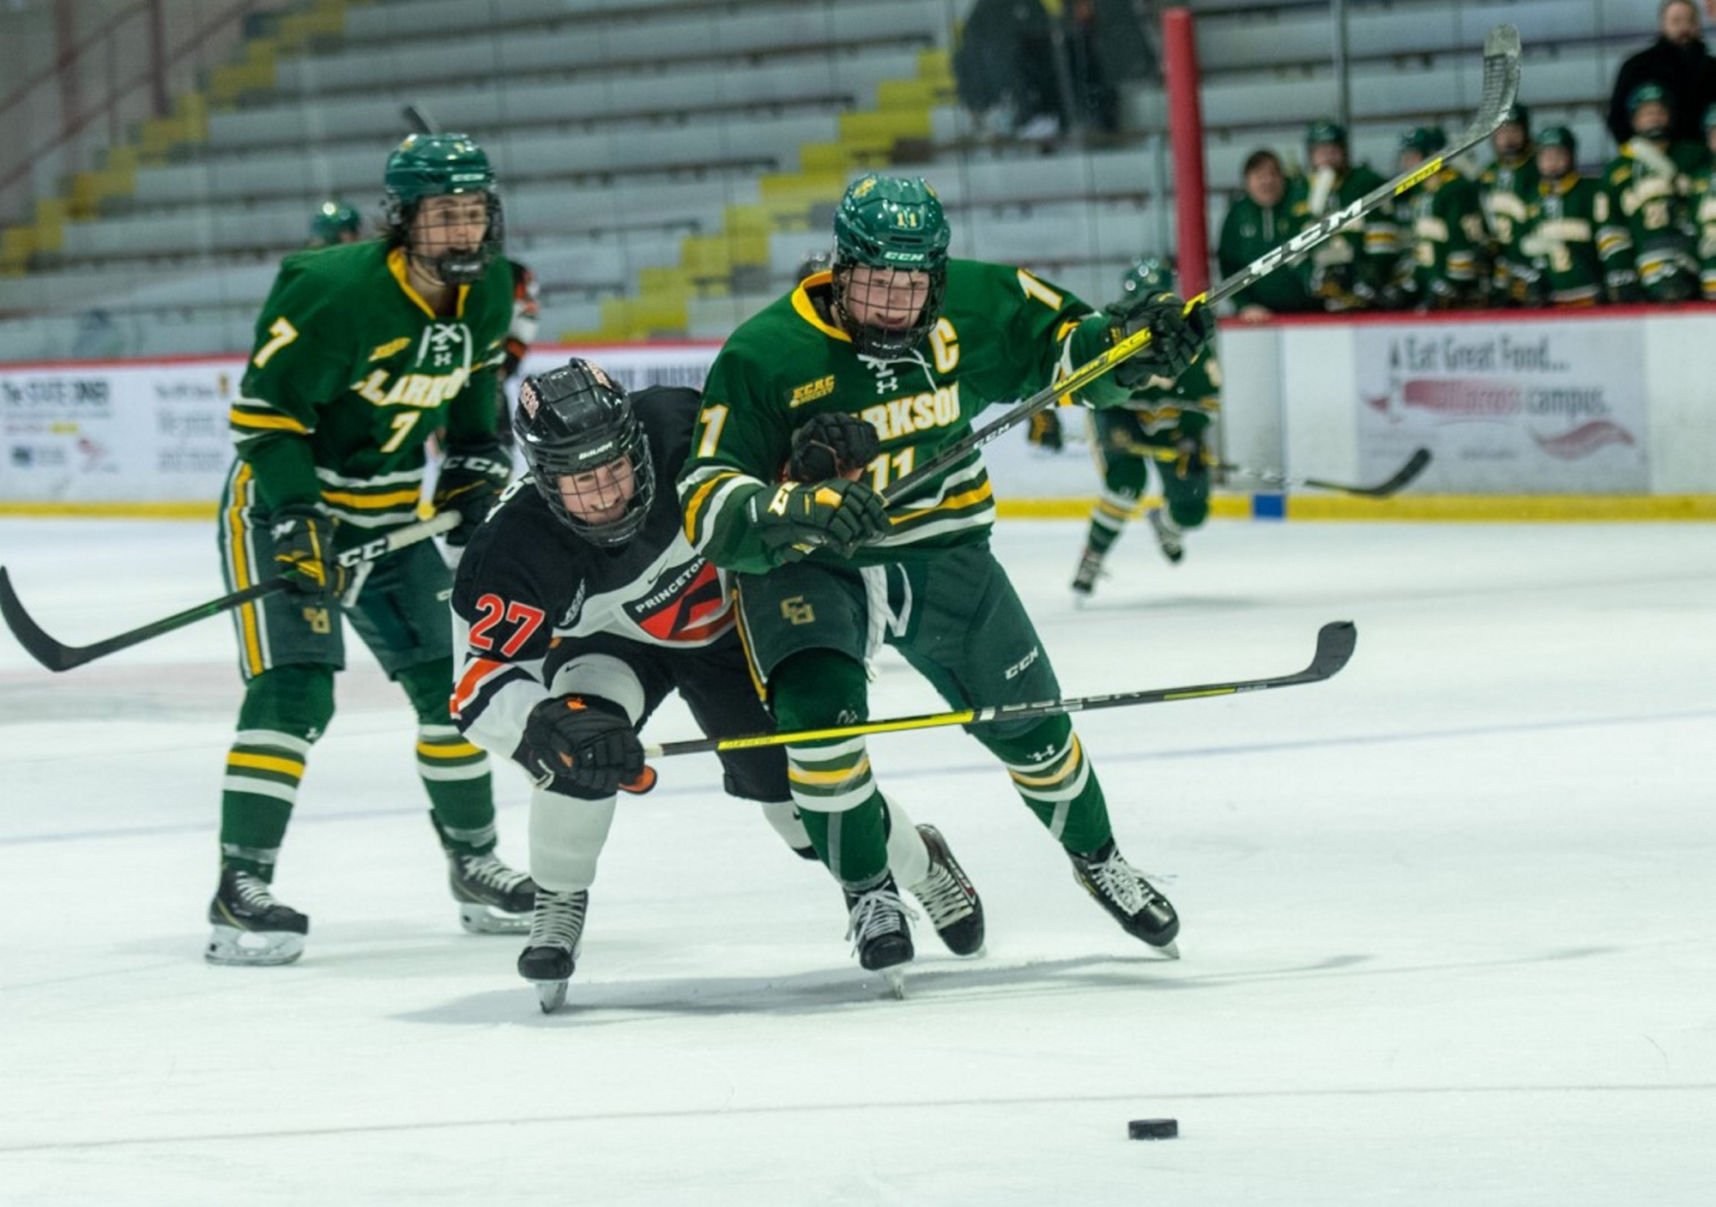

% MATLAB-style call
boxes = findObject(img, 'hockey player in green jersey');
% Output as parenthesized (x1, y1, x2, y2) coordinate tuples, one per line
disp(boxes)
(1478, 105, 1539, 303)
(1389, 126, 1491, 309)
(1596, 83, 1705, 301)
(1288, 119, 1397, 310)
(1515, 127, 1606, 307)
(677, 174, 1214, 980)
(1217, 149, 1315, 318)
(209, 133, 530, 965)
(1689, 105, 1716, 297)
(1025, 258, 1220, 596)
(307, 199, 362, 247)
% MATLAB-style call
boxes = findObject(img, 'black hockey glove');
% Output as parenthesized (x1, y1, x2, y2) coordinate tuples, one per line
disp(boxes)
(750, 479, 890, 562)
(788, 413, 881, 482)
(1027, 407, 1064, 452)
(523, 694, 649, 796)
(432, 443, 511, 547)
(1106, 291, 1215, 390)
(269, 506, 346, 596)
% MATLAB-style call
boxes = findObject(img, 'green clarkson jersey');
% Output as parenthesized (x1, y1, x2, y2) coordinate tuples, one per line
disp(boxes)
(1287, 164, 1397, 303)
(1217, 196, 1313, 313)
(679, 261, 1128, 574)
(1690, 166, 1716, 298)
(1119, 353, 1221, 444)
(1479, 153, 1540, 298)
(230, 240, 510, 530)
(1594, 140, 1705, 296)
(1519, 174, 1604, 306)
(1399, 168, 1490, 302)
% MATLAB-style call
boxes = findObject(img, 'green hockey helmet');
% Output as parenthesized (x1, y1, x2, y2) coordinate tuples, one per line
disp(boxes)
(382, 132, 503, 285)
(1399, 126, 1449, 158)
(831, 173, 952, 357)
(308, 200, 361, 246)
(1537, 125, 1577, 155)
(1497, 102, 1531, 134)
(1628, 82, 1671, 115)
(1305, 118, 1348, 148)
(1118, 257, 1173, 300)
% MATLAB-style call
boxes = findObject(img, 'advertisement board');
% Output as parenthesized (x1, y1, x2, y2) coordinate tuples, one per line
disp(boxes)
(1352, 319, 1650, 493)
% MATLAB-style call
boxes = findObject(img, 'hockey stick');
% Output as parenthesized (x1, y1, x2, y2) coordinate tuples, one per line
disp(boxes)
(402, 103, 439, 135)
(641, 620, 1355, 758)
(0, 511, 461, 673)
(1130, 442, 1433, 499)
(880, 24, 1521, 507)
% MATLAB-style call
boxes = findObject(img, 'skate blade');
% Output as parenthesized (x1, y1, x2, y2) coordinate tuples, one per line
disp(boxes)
(883, 968, 907, 1000)
(534, 980, 568, 1014)
(1152, 939, 1181, 960)
(205, 926, 304, 966)
(459, 903, 531, 935)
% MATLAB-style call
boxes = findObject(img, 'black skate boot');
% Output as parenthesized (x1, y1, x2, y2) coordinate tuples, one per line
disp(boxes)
(904, 824, 985, 957)
(449, 849, 536, 934)
(1068, 839, 1180, 957)
(1071, 546, 1105, 599)
(844, 875, 916, 997)
(206, 868, 309, 966)
(517, 889, 588, 1014)
(1146, 507, 1185, 564)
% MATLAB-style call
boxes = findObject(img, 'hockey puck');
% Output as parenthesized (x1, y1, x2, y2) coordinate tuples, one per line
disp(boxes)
(1128, 1118, 1178, 1140)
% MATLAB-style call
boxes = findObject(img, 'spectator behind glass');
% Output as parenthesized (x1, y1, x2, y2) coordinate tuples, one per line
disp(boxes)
(954, 0, 1065, 141)
(1218, 150, 1315, 320)
(1607, 0, 1716, 145)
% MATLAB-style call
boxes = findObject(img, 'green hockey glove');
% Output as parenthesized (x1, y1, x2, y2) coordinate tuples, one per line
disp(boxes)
(1027, 407, 1064, 452)
(269, 506, 346, 596)
(1106, 291, 1215, 390)
(749, 479, 890, 561)
(433, 444, 512, 546)
(788, 412, 880, 481)
(1171, 436, 1211, 480)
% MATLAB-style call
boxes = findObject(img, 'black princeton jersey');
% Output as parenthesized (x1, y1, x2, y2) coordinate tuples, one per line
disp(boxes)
(450, 386, 736, 745)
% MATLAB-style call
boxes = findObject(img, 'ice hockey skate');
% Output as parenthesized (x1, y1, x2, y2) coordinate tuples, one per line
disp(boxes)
(904, 824, 985, 957)
(844, 876, 916, 998)
(1146, 507, 1185, 564)
(205, 868, 309, 966)
(447, 848, 536, 934)
(1068, 840, 1180, 957)
(517, 889, 588, 1013)
(1070, 547, 1106, 599)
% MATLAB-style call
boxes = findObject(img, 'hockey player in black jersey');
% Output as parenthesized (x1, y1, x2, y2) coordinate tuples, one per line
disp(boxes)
(450, 359, 985, 1011)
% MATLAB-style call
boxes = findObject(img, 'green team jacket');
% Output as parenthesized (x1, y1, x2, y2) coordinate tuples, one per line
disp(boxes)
(677, 261, 1136, 574)
(1594, 140, 1706, 293)
(1397, 168, 1489, 302)
(1479, 152, 1540, 299)
(230, 240, 511, 530)
(1519, 174, 1604, 305)
(1286, 164, 1397, 301)
(1216, 195, 1313, 313)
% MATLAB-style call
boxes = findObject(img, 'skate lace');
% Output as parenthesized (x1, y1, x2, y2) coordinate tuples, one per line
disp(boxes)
(910, 862, 974, 927)
(233, 873, 282, 909)
(460, 852, 532, 894)
(844, 888, 918, 953)
(531, 891, 587, 951)
(1087, 852, 1161, 914)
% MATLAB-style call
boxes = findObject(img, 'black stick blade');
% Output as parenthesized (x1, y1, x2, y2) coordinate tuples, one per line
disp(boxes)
(0, 567, 78, 672)
(1356, 447, 1432, 498)
(1307, 620, 1358, 680)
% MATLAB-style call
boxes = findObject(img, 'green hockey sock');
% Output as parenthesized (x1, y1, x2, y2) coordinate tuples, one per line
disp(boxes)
(398, 658, 495, 854)
(979, 714, 1114, 855)
(771, 649, 889, 885)
(220, 664, 335, 880)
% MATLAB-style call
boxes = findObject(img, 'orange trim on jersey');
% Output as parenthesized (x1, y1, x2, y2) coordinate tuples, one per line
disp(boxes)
(790, 273, 851, 342)
(451, 656, 507, 719)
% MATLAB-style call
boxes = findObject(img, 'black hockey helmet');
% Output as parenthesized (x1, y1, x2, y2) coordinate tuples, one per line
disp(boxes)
(514, 359, 654, 547)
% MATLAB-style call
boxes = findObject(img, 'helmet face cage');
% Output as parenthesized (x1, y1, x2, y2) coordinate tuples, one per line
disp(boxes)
(515, 362, 655, 547)
(385, 191, 504, 286)
(830, 174, 952, 358)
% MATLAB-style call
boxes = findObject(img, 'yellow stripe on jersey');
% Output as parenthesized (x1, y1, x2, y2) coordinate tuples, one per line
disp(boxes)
(226, 751, 305, 778)
(225, 463, 265, 676)
(889, 480, 993, 526)
(320, 487, 423, 509)
(415, 740, 486, 760)
(229, 408, 309, 434)
(788, 756, 873, 786)
(681, 471, 740, 542)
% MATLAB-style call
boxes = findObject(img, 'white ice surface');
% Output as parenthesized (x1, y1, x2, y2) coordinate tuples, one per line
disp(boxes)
(1, 516, 1713, 1206)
